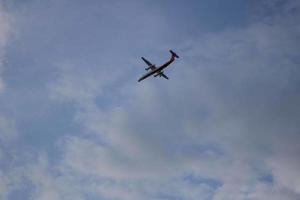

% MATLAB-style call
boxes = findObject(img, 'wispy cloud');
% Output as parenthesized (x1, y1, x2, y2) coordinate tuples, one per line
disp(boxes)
(0, 3, 14, 92)
(1, 0, 300, 199)
(45, 1, 300, 199)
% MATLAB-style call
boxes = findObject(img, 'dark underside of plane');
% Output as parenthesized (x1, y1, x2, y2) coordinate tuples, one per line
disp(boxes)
(138, 50, 179, 82)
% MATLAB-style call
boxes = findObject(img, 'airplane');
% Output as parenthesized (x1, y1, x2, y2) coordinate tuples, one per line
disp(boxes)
(138, 50, 179, 82)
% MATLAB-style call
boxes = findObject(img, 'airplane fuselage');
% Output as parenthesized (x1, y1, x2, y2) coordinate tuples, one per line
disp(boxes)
(138, 64, 170, 82)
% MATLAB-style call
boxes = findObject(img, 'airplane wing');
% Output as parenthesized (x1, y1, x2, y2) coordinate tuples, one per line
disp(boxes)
(160, 72, 169, 80)
(141, 57, 153, 67)
(141, 57, 156, 70)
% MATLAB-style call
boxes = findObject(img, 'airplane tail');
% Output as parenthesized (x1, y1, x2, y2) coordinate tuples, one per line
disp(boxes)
(170, 50, 179, 59)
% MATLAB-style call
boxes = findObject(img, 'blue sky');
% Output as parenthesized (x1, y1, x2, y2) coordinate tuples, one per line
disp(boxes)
(0, 0, 300, 199)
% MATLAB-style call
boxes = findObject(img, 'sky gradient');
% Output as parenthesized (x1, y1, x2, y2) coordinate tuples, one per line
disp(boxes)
(0, 0, 300, 199)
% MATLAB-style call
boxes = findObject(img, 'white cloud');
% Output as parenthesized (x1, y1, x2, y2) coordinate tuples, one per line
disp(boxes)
(249, 182, 300, 200)
(0, 117, 21, 200)
(28, 153, 85, 200)
(49, 63, 108, 104)
(29, 155, 61, 200)
(0, 4, 18, 197)
(0, 171, 11, 200)
(0, 3, 13, 92)
(0, 115, 17, 143)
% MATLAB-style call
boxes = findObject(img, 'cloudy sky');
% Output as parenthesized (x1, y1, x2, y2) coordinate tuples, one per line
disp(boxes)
(0, 0, 300, 199)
